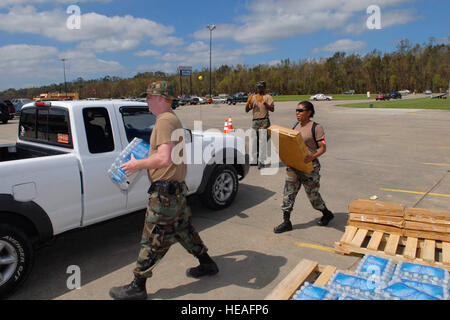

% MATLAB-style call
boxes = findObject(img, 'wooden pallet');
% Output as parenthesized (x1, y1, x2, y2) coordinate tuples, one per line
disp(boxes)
(335, 226, 450, 270)
(265, 259, 353, 300)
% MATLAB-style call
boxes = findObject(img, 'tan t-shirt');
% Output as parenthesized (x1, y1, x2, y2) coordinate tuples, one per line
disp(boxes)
(294, 121, 325, 155)
(147, 111, 186, 183)
(246, 94, 274, 119)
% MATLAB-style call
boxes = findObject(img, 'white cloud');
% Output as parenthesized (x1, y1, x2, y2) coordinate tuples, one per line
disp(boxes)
(193, 0, 417, 43)
(312, 39, 367, 54)
(0, 44, 123, 89)
(137, 63, 176, 74)
(134, 49, 161, 57)
(0, 6, 183, 53)
(0, 0, 113, 7)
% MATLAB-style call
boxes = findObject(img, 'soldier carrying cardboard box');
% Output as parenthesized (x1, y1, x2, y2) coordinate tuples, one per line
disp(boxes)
(274, 101, 334, 233)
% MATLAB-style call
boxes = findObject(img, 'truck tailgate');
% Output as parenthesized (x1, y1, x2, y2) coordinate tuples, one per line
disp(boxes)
(0, 153, 82, 235)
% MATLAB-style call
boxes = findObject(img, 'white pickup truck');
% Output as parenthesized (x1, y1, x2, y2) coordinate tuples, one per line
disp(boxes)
(0, 100, 249, 297)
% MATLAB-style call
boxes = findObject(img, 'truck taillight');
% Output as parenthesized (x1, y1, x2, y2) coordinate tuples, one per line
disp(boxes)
(35, 101, 51, 107)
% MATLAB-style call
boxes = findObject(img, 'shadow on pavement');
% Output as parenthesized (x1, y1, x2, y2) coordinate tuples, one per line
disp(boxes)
(150, 250, 287, 299)
(8, 183, 275, 300)
(292, 212, 348, 233)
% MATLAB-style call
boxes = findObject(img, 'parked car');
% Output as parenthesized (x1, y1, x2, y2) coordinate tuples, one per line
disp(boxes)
(2, 100, 15, 119)
(310, 94, 333, 101)
(213, 94, 228, 104)
(178, 95, 191, 106)
(375, 94, 390, 101)
(198, 97, 208, 104)
(398, 89, 410, 95)
(12, 99, 33, 115)
(226, 93, 249, 105)
(424, 90, 432, 94)
(344, 90, 356, 95)
(0, 99, 249, 297)
(190, 97, 200, 105)
(389, 92, 402, 99)
(0, 102, 9, 124)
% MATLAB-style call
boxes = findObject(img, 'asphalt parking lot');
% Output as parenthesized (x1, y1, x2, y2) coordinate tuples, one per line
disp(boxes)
(2, 97, 449, 300)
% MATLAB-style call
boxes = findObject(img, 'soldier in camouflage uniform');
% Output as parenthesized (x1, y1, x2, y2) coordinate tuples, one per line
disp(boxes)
(109, 81, 218, 300)
(246, 81, 274, 169)
(274, 101, 334, 234)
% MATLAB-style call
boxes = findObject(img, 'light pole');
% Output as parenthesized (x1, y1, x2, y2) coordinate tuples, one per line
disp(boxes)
(205, 24, 216, 99)
(61, 58, 67, 97)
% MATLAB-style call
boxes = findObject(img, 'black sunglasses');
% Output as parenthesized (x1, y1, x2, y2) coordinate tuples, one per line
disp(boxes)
(296, 108, 308, 113)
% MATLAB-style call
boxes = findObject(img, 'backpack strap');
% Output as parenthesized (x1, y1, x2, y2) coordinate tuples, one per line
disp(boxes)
(312, 122, 319, 149)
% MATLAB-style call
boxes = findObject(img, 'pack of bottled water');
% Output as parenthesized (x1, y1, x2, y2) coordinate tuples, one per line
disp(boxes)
(355, 255, 396, 285)
(290, 256, 450, 300)
(392, 261, 450, 286)
(291, 283, 338, 300)
(326, 271, 394, 300)
(108, 138, 150, 191)
(387, 261, 450, 300)
(380, 282, 440, 300)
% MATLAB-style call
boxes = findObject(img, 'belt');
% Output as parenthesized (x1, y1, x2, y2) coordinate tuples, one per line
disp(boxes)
(148, 181, 186, 195)
(253, 117, 269, 121)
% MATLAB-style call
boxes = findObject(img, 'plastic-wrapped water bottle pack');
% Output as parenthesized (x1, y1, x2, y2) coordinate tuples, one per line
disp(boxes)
(108, 137, 150, 190)
(291, 254, 450, 300)
(291, 283, 337, 300)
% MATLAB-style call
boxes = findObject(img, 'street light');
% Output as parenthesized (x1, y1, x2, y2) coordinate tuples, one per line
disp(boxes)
(205, 24, 216, 99)
(61, 58, 68, 97)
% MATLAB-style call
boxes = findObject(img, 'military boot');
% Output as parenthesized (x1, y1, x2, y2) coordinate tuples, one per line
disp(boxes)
(274, 211, 293, 233)
(317, 208, 334, 226)
(186, 252, 219, 278)
(109, 276, 147, 300)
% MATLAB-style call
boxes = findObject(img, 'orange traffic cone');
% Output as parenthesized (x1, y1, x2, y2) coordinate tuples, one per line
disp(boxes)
(228, 116, 234, 131)
(223, 120, 229, 134)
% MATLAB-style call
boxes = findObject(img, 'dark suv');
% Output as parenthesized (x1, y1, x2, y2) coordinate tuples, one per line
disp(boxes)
(2, 100, 15, 120)
(226, 93, 249, 105)
(0, 102, 10, 124)
(389, 92, 402, 99)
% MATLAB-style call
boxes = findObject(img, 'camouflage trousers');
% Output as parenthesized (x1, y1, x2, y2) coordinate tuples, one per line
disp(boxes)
(252, 118, 271, 164)
(134, 186, 207, 279)
(281, 161, 327, 214)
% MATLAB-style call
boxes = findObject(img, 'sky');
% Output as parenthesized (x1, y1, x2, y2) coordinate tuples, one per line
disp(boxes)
(0, 0, 448, 91)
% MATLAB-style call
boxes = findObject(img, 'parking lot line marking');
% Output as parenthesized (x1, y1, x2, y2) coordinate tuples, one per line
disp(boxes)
(380, 188, 450, 198)
(294, 241, 335, 253)
(423, 163, 450, 167)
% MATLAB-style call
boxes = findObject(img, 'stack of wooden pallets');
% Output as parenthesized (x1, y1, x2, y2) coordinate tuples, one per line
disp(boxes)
(335, 199, 450, 270)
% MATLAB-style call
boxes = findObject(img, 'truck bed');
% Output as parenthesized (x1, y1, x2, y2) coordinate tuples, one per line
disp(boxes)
(0, 143, 68, 162)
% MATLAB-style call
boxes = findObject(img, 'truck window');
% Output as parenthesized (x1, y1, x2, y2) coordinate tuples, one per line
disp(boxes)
(120, 106, 156, 143)
(19, 107, 73, 148)
(83, 108, 114, 154)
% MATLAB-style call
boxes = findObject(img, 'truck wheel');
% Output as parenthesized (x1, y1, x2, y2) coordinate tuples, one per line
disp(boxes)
(201, 165, 238, 210)
(0, 225, 34, 298)
(1, 120, 7, 124)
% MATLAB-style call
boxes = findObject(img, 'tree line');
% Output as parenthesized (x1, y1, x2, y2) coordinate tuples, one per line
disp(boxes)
(1, 39, 448, 100)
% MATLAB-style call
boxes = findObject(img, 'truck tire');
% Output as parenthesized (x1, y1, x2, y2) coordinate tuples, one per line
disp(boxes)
(201, 165, 238, 210)
(1, 119, 7, 124)
(0, 225, 34, 298)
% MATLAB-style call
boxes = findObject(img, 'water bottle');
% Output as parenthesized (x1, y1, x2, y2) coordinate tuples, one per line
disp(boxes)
(108, 138, 150, 190)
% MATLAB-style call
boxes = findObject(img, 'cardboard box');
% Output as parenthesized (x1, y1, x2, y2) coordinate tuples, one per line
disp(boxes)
(405, 208, 450, 225)
(268, 125, 313, 173)
(349, 199, 405, 217)
(349, 213, 404, 228)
